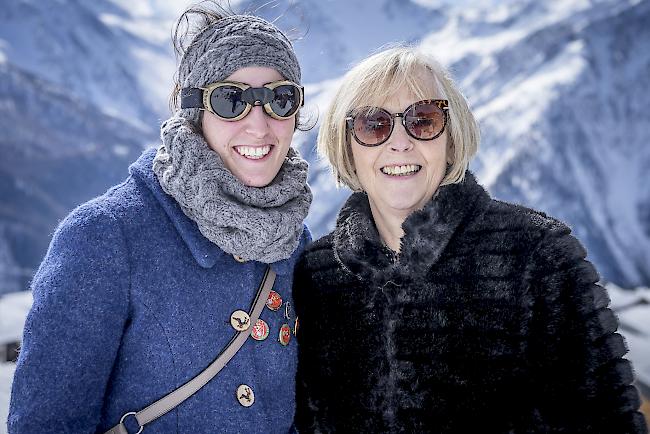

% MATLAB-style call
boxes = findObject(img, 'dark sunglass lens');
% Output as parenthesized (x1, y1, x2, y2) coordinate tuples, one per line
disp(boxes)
(404, 102, 445, 139)
(269, 85, 300, 117)
(210, 86, 247, 118)
(354, 109, 392, 145)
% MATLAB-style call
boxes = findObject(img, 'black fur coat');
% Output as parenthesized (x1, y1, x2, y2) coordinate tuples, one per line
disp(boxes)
(294, 172, 647, 434)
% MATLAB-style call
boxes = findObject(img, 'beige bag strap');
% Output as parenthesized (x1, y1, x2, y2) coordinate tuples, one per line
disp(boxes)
(105, 267, 276, 434)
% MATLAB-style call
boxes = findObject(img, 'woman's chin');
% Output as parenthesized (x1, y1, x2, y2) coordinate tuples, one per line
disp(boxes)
(229, 153, 283, 187)
(370, 195, 424, 216)
(236, 172, 276, 187)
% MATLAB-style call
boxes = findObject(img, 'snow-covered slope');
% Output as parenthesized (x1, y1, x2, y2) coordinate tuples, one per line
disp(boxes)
(0, 0, 180, 294)
(0, 59, 150, 295)
(430, 0, 650, 287)
(610, 285, 650, 398)
(0, 362, 16, 434)
(0, 0, 181, 128)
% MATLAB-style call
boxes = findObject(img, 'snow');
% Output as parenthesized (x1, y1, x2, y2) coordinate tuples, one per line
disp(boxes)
(295, 76, 352, 235)
(568, 142, 646, 284)
(112, 144, 131, 157)
(472, 38, 586, 187)
(0, 363, 15, 433)
(608, 285, 650, 391)
(129, 45, 177, 119)
(0, 1, 176, 129)
(0, 291, 31, 345)
(0, 291, 31, 434)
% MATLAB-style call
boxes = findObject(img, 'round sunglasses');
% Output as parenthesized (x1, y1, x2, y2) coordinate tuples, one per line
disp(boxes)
(180, 80, 304, 121)
(346, 99, 449, 147)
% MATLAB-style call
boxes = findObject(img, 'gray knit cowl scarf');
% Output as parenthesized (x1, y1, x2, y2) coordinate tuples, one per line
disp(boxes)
(152, 116, 312, 264)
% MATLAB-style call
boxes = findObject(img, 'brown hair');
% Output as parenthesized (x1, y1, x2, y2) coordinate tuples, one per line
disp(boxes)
(168, 1, 234, 114)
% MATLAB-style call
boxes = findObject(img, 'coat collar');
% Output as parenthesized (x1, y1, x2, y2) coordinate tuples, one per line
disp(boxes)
(128, 148, 302, 275)
(333, 171, 490, 284)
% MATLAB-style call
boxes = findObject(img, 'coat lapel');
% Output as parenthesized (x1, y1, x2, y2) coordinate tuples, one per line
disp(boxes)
(333, 171, 490, 285)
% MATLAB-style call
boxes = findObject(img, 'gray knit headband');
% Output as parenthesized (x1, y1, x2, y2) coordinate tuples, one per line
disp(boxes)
(177, 14, 301, 125)
(154, 14, 311, 262)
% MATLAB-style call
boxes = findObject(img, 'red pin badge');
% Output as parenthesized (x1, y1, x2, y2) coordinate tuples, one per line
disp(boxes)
(279, 324, 291, 346)
(251, 318, 269, 341)
(266, 290, 283, 311)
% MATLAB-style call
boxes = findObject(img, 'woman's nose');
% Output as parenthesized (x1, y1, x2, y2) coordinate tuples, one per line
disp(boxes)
(387, 119, 414, 152)
(244, 105, 271, 137)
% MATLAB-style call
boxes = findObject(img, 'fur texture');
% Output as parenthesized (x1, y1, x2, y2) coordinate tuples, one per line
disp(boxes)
(294, 172, 647, 434)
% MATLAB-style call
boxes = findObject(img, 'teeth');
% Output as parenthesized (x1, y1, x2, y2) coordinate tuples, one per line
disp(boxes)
(235, 145, 271, 159)
(381, 164, 421, 176)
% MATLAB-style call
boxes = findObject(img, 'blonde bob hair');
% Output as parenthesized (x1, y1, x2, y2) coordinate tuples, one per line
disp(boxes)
(317, 45, 479, 191)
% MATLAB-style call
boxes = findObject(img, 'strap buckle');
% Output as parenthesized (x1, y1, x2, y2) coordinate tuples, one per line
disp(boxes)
(119, 412, 144, 434)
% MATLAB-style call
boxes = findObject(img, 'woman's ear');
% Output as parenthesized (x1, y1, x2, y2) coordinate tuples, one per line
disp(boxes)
(446, 143, 454, 165)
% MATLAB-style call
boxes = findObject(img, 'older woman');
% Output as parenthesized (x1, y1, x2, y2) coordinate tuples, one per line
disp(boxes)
(9, 3, 311, 434)
(294, 46, 647, 433)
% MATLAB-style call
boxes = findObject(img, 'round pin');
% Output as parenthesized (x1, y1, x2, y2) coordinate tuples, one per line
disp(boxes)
(230, 310, 251, 332)
(236, 384, 255, 407)
(233, 255, 246, 263)
(266, 290, 283, 311)
(251, 318, 270, 341)
(279, 324, 292, 346)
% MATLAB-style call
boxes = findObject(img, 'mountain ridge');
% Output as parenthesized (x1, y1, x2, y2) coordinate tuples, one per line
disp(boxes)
(0, 0, 648, 293)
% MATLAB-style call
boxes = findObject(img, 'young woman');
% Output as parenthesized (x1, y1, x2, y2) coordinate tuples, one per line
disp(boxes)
(294, 46, 647, 433)
(9, 4, 311, 433)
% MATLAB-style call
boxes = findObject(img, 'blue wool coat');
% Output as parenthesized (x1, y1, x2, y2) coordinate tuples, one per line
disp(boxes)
(8, 148, 310, 434)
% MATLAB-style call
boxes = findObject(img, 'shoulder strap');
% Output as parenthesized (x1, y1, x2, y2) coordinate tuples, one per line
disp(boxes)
(105, 267, 277, 434)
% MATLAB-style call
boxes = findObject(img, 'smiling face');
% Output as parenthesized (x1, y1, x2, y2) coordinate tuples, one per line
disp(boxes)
(351, 85, 449, 218)
(201, 66, 295, 187)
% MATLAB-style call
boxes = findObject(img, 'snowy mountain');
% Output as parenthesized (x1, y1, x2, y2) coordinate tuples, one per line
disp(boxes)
(0, 0, 649, 294)
(0, 0, 179, 294)
(0, 60, 150, 294)
(0, 0, 183, 128)
(437, 0, 650, 287)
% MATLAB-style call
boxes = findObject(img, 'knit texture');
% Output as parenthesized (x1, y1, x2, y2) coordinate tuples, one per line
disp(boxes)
(8, 148, 310, 434)
(153, 116, 312, 263)
(177, 14, 301, 125)
(294, 172, 647, 434)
